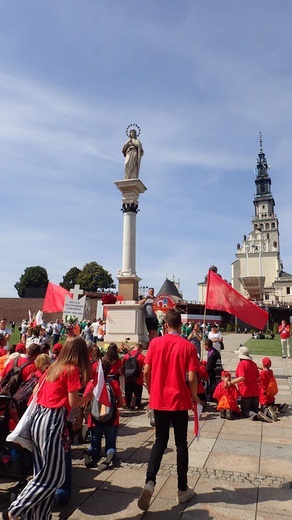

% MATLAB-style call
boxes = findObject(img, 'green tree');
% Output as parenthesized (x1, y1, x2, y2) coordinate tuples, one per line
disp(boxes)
(14, 266, 49, 297)
(76, 262, 115, 292)
(60, 267, 81, 291)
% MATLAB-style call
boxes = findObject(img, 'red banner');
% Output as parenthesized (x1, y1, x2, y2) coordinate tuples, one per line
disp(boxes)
(205, 270, 269, 330)
(42, 282, 72, 313)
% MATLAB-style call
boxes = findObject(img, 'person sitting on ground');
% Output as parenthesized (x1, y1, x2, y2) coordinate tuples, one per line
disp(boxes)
(258, 357, 288, 420)
(121, 342, 145, 410)
(257, 331, 265, 339)
(203, 339, 222, 400)
(226, 346, 272, 422)
(103, 343, 122, 381)
(83, 358, 123, 470)
(213, 370, 241, 420)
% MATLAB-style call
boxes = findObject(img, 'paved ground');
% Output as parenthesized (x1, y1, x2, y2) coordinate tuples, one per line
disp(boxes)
(1, 334, 291, 519)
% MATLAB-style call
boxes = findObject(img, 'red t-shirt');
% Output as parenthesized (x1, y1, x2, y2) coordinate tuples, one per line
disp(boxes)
(121, 350, 145, 386)
(213, 381, 240, 413)
(278, 324, 290, 339)
(1, 357, 36, 383)
(145, 333, 199, 411)
(109, 359, 122, 376)
(37, 366, 82, 412)
(259, 368, 275, 405)
(235, 359, 260, 398)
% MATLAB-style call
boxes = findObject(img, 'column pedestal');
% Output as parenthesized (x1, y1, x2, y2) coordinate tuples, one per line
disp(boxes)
(104, 302, 148, 344)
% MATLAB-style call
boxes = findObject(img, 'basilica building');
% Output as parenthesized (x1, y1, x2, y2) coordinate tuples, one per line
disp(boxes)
(232, 134, 292, 306)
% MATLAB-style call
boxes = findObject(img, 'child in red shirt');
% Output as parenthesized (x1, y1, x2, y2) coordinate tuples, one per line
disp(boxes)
(84, 358, 123, 470)
(258, 357, 288, 420)
(213, 370, 241, 420)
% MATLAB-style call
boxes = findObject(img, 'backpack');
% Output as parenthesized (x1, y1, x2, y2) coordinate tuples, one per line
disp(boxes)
(0, 358, 32, 397)
(13, 373, 39, 415)
(266, 375, 278, 398)
(124, 351, 140, 381)
(91, 377, 116, 424)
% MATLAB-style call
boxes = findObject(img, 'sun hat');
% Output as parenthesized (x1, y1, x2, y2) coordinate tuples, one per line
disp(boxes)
(234, 345, 253, 360)
(262, 357, 272, 367)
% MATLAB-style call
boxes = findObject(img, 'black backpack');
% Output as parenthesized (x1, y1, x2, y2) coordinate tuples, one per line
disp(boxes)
(1, 358, 33, 397)
(124, 351, 140, 381)
(13, 373, 40, 416)
(91, 376, 116, 425)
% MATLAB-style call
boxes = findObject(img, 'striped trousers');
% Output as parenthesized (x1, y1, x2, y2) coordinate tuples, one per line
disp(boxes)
(9, 405, 66, 520)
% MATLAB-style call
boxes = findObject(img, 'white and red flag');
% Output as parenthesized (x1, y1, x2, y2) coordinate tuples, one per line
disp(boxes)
(93, 360, 110, 407)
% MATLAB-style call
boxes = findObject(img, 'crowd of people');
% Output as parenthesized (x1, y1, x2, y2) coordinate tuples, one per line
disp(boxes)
(0, 310, 289, 518)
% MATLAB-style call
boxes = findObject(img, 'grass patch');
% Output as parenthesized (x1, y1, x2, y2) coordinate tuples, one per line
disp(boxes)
(244, 337, 282, 357)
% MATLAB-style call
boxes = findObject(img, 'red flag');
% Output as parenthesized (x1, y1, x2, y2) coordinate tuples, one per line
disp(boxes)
(93, 360, 110, 407)
(205, 270, 269, 330)
(42, 282, 72, 313)
(193, 402, 203, 439)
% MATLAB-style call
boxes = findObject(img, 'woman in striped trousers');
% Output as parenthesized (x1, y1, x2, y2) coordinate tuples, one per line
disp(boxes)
(4, 336, 93, 520)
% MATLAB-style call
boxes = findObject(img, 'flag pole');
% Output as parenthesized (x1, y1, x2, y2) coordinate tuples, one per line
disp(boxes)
(202, 270, 210, 361)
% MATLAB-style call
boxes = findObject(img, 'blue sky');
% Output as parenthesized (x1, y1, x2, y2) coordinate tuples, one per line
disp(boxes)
(1, 1, 292, 301)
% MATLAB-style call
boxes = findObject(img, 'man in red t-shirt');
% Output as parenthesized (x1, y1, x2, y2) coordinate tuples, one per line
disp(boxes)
(138, 309, 200, 511)
(121, 343, 145, 409)
(278, 320, 290, 358)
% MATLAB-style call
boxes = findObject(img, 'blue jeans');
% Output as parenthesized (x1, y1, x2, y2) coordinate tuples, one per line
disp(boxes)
(146, 410, 189, 491)
(88, 423, 118, 460)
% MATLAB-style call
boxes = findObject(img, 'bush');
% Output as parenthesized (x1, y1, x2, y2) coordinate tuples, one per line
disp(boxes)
(273, 323, 279, 334)
(226, 324, 234, 332)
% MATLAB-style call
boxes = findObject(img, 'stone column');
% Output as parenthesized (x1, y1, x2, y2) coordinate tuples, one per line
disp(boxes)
(115, 179, 147, 301)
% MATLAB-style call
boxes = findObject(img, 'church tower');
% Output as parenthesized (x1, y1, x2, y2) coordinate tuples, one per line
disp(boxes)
(232, 133, 283, 302)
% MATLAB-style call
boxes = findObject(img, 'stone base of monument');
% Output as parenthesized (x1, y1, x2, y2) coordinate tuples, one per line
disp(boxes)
(104, 302, 148, 345)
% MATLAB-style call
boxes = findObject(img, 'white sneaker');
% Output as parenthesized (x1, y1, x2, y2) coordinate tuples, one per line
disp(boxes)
(138, 480, 154, 511)
(97, 449, 115, 471)
(258, 411, 273, 423)
(177, 486, 196, 503)
(267, 406, 278, 422)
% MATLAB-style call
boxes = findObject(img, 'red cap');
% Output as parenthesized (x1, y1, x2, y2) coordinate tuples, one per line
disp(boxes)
(221, 370, 231, 379)
(262, 357, 271, 367)
(53, 343, 63, 353)
(16, 343, 26, 353)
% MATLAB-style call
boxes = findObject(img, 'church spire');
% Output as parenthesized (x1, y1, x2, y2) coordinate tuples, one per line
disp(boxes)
(256, 131, 269, 178)
(254, 133, 274, 213)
